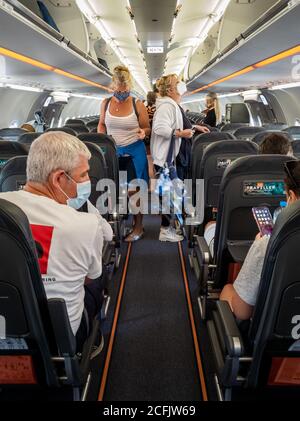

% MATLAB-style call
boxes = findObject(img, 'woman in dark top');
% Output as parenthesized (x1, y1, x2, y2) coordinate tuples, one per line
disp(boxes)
(203, 92, 221, 127)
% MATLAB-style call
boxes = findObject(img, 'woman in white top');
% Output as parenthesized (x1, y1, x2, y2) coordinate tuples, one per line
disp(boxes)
(151, 74, 208, 242)
(98, 65, 150, 242)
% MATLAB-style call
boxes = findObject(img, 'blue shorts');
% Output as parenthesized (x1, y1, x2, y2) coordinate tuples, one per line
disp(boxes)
(117, 140, 149, 184)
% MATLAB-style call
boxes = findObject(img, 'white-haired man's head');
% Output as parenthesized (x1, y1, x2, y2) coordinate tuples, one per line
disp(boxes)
(26, 131, 91, 205)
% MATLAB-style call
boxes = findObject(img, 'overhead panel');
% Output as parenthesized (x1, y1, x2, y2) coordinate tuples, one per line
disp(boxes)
(130, 0, 176, 84)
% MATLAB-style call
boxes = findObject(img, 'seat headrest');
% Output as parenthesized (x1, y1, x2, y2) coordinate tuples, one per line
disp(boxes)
(0, 128, 27, 141)
(221, 123, 248, 132)
(234, 126, 265, 137)
(194, 131, 235, 142)
(0, 156, 27, 191)
(222, 154, 296, 180)
(64, 124, 89, 133)
(65, 119, 85, 125)
(78, 133, 116, 147)
(283, 126, 300, 134)
(202, 139, 258, 158)
(45, 127, 77, 136)
(18, 132, 41, 144)
(0, 140, 28, 155)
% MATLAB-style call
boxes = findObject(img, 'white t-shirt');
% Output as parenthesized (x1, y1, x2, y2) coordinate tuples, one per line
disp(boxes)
(0, 190, 113, 334)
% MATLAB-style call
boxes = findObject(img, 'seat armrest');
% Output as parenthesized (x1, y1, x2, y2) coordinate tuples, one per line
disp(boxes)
(216, 301, 245, 358)
(195, 236, 212, 264)
(48, 298, 76, 357)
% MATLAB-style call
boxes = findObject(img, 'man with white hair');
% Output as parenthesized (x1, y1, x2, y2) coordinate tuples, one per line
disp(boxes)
(0, 131, 113, 347)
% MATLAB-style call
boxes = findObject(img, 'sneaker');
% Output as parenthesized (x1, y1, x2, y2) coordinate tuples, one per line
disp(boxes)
(159, 226, 184, 242)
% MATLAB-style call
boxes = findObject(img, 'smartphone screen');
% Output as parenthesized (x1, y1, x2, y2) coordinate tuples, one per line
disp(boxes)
(252, 207, 274, 236)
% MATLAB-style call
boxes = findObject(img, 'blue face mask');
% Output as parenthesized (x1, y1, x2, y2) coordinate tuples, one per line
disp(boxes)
(59, 173, 91, 210)
(114, 90, 130, 102)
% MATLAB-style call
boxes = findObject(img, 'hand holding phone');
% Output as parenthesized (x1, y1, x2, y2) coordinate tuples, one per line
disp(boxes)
(252, 207, 274, 236)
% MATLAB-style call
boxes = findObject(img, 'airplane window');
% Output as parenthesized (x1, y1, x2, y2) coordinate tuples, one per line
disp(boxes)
(260, 95, 269, 106)
(9, 120, 19, 128)
(43, 96, 52, 107)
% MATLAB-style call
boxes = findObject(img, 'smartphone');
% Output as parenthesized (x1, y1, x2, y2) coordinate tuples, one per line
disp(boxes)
(252, 206, 274, 236)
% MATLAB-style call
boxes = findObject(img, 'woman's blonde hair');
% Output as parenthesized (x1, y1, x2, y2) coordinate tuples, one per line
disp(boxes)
(206, 92, 221, 124)
(156, 74, 178, 97)
(112, 65, 133, 89)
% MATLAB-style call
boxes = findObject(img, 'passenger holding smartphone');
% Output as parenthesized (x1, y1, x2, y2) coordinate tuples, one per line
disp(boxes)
(220, 160, 300, 320)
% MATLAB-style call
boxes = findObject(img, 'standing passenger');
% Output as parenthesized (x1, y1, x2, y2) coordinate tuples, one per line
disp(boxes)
(98, 65, 151, 242)
(203, 93, 221, 128)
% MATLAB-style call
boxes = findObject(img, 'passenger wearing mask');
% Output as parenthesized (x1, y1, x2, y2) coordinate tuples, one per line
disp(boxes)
(202, 92, 221, 128)
(151, 74, 208, 242)
(0, 132, 113, 347)
(204, 132, 294, 256)
(220, 160, 300, 320)
(98, 65, 150, 242)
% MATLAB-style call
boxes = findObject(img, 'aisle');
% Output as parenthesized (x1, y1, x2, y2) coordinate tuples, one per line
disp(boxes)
(99, 216, 204, 401)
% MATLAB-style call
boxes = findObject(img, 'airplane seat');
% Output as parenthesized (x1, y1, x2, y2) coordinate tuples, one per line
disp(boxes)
(78, 133, 121, 225)
(234, 126, 267, 141)
(64, 124, 89, 134)
(207, 199, 300, 400)
(0, 198, 101, 400)
(65, 119, 86, 125)
(86, 120, 100, 131)
(0, 156, 27, 192)
(221, 123, 249, 134)
(283, 126, 300, 141)
(0, 128, 28, 142)
(18, 132, 42, 151)
(198, 140, 259, 234)
(45, 127, 77, 136)
(0, 141, 28, 178)
(252, 130, 293, 145)
(191, 154, 296, 320)
(263, 123, 288, 131)
(191, 132, 236, 206)
(291, 140, 300, 158)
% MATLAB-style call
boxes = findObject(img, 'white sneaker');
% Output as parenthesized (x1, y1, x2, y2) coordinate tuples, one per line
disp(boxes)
(159, 226, 184, 242)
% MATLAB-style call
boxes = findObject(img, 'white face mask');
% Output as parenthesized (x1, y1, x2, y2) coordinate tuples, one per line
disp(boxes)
(177, 81, 187, 96)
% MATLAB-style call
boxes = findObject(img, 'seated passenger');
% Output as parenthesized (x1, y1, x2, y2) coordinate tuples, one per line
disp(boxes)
(204, 132, 293, 255)
(220, 160, 300, 320)
(0, 132, 113, 347)
(259, 132, 293, 155)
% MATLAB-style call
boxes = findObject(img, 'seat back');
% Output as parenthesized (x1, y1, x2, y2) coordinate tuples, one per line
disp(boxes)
(0, 141, 28, 177)
(65, 119, 85, 125)
(191, 132, 236, 205)
(0, 198, 58, 388)
(18, 133, 41, 151)
(213, 155, 295, 287)
(291, 140, 300, 158)
(246, 200, 300, 390)
(200, 140, 258, 220)
(78, 133, 119, 189)
(221, 123, 249, 134)
(283, 126, 300, 140)
(45, 127, 77, 136)
(86, 120, 99, 130)
(64, 124, 89, 134)
(0, 128, 28, 141)
(83, 142, 108, 211)
(234, 126, 266, 141)
(0, 156, 27, 192)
